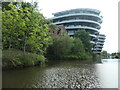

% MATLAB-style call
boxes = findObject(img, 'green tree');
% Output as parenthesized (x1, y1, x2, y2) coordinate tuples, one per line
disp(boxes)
(101, 50, 108, 59)
(117, 52, 120, 58)
(2, 2, 17, 11)
(71, 38, 85, 57)
(111, 52, 117, 59)
(74, 30, 92, 53)
(112, 52, 120, 59)
(2, 2, 51, 54)
(47, 33, 73, 60)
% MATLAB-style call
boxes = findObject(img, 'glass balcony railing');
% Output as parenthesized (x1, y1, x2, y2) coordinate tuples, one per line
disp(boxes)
(98, 35, 106, 39)
(98, 39, 105, 42)
(95, 45, 103, 48)
(51, 13, 102, 22)
(90, 41, 95, 44)
(96, 42, 104, 45)
(65, 25, 98, 31)
(53, 19, 101, 27)
(89, 34, 97, 37)
(54, 10, 100, 16)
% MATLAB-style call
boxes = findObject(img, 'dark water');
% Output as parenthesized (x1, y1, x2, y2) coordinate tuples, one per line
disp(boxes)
(2, 59, 118, 88)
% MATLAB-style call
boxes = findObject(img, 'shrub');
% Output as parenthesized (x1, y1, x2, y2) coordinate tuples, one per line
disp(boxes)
(2, 49, 46, 68)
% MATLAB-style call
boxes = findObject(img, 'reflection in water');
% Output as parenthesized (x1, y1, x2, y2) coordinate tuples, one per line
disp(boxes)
(2, 59, 118, 88)
(95, 61, 118, 88)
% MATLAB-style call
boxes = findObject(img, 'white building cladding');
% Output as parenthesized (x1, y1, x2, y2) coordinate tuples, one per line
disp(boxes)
(50, 8, 105, 53)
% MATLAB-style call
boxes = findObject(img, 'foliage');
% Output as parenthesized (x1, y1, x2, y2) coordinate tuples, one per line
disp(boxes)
(2, 2, 17, 11)
(71, 38, 85, 55)
(2, 2, 51, 54)
(2, 2, 95, 68)
(92, 53, 101, 62)
(2, 2, 52, 69)
(74, 30, 92, 53)
(117, 52, 120, 58)
(47, 34, 73, 60)
(69, 38, 89, 59)
(111, 52, 120, 59)
(47, 31, 92, 60)
(101, 50, 111, 59)
(2, 49, 46, 68)
(101, 50, 108, 59)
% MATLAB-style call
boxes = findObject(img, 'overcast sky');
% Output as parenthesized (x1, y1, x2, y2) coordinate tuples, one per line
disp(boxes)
(26, 0, 118, 54)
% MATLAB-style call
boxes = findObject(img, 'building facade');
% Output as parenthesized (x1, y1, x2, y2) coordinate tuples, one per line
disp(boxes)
(93, 34, 106, 53)
(50, 8, 105, 53)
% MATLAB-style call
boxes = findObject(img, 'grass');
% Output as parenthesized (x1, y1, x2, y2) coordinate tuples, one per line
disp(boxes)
(2, 49, 46, 69)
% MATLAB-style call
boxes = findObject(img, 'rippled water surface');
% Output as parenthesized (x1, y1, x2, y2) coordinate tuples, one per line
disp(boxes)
(2, 59, 118, 88)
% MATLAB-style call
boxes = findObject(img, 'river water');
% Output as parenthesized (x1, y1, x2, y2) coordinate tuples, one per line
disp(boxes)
(2, 59, 118, 88)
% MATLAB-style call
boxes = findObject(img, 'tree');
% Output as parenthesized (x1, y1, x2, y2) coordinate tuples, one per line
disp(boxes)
(71, 38, 85, 55)
(2, 2, 51, 54)
(117, 52, 120, 58)
(101, 50, 108, 59)
(111, 52, 120, 59)
(74, 30, 92, 53)
(2, 2, 17, 11)
(47, 34, 73, 59)
(111, 52, 117, 59)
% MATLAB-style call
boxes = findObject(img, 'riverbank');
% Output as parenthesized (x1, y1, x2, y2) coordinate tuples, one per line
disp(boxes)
(2, 49, 46, 70)
(2, 49, 96, 70)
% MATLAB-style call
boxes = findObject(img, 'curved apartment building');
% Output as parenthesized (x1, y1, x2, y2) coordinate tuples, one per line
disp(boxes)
(93, 34, 106, 53)
(50, 8, 105, 53)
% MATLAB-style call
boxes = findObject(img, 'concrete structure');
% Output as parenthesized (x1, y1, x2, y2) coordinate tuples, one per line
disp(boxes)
(50, 8, 105, 53)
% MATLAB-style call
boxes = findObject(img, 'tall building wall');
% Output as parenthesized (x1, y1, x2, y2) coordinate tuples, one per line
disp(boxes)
(50, 8, 105, 53)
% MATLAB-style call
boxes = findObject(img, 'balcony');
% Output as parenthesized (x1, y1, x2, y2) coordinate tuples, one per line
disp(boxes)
(96, 42, 104, 45)
(90, 41, 95, 44)
(98, 39, 105, 42)
(51, 13, 102, 21)
(92, 51, 101, 53)
(89, 34, 97, 38)
(96, 48, 102, 51)
(65, 25, 99, 32)
(53, 19, 101, 27)
(98, 35, 106, 39)
(95, 45, 103, 48)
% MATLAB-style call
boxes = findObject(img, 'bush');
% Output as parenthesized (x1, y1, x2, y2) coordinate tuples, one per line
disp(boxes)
(2, 49, 46, 68)
(46, 35, 73, 60)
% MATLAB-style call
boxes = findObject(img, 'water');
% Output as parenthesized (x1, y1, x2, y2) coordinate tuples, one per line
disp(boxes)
(2, 59, 118, 88)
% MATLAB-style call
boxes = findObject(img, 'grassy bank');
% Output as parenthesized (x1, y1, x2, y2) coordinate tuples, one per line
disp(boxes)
(2, 49, 46, 69)
(2, 49, 97, 70)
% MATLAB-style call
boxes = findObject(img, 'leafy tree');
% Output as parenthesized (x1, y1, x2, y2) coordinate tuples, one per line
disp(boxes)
(101, 50, 108, 59)
(111, 52, 120, 59)
(71, 38, 85, 56)
(2, 3, 19, 49)
(2, 2, 17, 11)
(111, 52, 117, 59)
(74, 30, 92, 53)
(117, 52, 120, 58)
(2, 2, 51, 54)
(47, 34, 73, 59)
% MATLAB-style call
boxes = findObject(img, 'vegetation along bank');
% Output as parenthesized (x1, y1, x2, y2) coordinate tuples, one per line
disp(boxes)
(2, 2, 100, 69)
